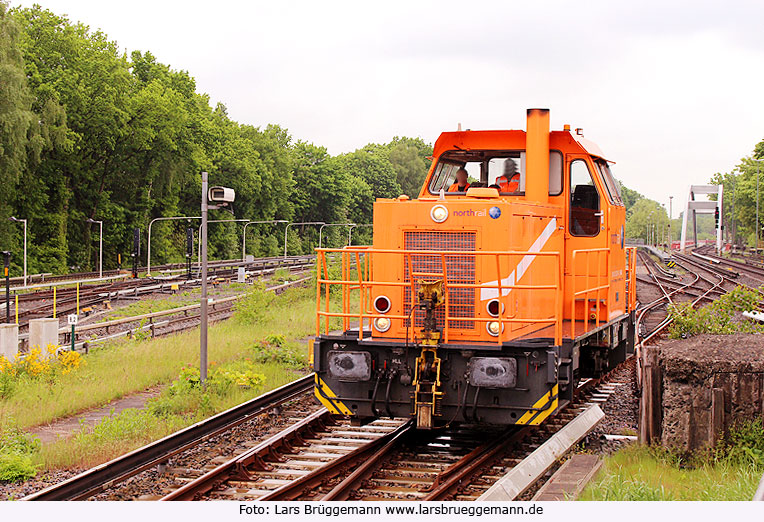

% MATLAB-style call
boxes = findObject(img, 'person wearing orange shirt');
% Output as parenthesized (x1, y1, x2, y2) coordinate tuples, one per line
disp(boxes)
(448, 167, 470, 192)
(496, 159, 520, 192)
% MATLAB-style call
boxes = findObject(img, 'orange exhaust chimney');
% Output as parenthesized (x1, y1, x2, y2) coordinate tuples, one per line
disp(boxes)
(525, 108, 550, 204)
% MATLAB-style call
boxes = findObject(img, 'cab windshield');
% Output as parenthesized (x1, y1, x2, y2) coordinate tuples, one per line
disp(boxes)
(428, 150, 562, 196)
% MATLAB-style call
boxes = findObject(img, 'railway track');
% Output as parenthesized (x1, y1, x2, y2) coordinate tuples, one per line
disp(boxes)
(635, 248, 735, 345)
(22, 376, 315, 501)
(10, 256, 314, 335)
(151, 366, 628, 502)
(8, 256, 315, 290)
(64, 276, 311, 351)
(20, 248, 732, 503)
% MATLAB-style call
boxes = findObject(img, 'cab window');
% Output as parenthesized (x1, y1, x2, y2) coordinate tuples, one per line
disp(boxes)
(595, 160, 623, 206)
(570, 160, 601, 236)
(428, 150, 562, 196)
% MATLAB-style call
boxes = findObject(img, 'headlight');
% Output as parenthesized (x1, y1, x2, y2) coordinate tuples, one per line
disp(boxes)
(374, 317, 391, 332)
(328, 351, 371, 382)
(468, 357, 517, 388)
(430, 205, 448, 223)
(486, 321, 502, 336)
(374, 295, 391, 314)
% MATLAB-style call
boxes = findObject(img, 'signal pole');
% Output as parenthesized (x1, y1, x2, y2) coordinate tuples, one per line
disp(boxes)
(200, 172, 209, 386)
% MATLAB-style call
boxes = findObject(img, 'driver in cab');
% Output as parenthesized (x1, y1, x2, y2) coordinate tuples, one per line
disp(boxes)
(496, 159, 520, 192)
(448, 167, 470, 192)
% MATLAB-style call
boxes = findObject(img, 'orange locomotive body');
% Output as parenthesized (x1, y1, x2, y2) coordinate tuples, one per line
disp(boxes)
(313, 109, 637, 428)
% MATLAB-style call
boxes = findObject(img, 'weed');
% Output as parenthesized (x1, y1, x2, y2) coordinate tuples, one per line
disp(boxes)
(668, 285, 764, 338)
(131, 319, 152, 342)
(0, 285, 314, 434)
(248, 337, 307, 369)
(714, 417, 764, 468)
(0, 427, 40, 482)
(234, 281, 276, 324)
(581, 418, 764, 501)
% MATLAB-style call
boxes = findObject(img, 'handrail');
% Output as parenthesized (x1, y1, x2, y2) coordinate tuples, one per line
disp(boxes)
(316, 247, 562, 346)
(625, 246, 638, 312)
(570, 248, 610, 339)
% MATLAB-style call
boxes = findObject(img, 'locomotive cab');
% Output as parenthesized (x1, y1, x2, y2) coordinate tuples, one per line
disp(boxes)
(313, 109, 636, 429)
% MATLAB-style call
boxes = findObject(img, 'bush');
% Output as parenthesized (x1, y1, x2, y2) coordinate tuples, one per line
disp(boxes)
(248, 337, 307, 369)
(234, 281, 276, 324)
(147, 361, 266, 417)
(715, 418, 764, 468)
(0, 346, 86, 399)
(0, 428, 40, 483)
(668, 285, 764, 338)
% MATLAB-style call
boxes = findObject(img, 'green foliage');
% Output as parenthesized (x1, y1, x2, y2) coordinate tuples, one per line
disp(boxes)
(711, 146, 764, 247)
(714, 418, 764, 468)
(0, 3, 433, 272)
(234, 281, 276, 324)
(248, 336, 307, 369)
(0, 372, 15, 400)
(147, 361, 265, 417)
(581, 429, 764, 501)
(667, 285, 764, 338)
(0, 427, 40, 482)
(625, 198, 669, 243)
(616, 180, 644, 212)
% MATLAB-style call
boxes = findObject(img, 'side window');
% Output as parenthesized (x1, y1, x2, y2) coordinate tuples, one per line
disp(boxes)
(549, 151, 563, 195)
(570, 160, 601, 237)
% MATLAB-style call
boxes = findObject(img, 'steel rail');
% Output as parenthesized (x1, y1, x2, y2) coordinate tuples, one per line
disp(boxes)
(161, 408, 334, 501)
(259, 419, 414, 501)
(421, 426, 532, 501)
(21, 375, 314, 501)
(639, 255, 726, 346)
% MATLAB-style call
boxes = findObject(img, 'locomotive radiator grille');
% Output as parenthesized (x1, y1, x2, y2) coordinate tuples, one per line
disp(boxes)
(404, 231, 476, 330)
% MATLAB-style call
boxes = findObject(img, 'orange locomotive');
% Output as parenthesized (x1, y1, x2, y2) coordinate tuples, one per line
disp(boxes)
(313, 109, 637, 428)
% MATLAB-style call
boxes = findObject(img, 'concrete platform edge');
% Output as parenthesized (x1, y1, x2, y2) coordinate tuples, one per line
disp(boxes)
(476, 404, 605, 501)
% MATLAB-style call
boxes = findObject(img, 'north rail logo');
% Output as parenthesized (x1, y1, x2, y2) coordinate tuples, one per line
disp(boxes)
(451, 207, 502, 219)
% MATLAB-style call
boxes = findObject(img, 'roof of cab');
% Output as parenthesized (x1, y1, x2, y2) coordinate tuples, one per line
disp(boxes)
(432, 129, 609, 162)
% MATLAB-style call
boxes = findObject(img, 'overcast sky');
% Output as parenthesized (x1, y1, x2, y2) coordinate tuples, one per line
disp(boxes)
(13, 0, 764, 213)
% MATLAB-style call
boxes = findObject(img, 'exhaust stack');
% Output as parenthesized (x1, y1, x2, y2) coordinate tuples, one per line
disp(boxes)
(525, 108, 550, 204)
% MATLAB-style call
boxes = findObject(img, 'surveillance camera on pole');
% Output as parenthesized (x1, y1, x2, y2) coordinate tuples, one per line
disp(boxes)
(200, 174, 235, 387)
(208, 186, 236, 204)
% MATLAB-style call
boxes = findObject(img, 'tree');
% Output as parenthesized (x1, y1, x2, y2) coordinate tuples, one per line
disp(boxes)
(710, 143, 764, 247)
(0, 2, 41, 270)
(386, 136, 432, 197)
(625, 198, 669, 243)
(616, 180, 643, 212)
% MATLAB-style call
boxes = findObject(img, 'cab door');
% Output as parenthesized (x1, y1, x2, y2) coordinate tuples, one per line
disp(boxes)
(564, 155, 609, 333)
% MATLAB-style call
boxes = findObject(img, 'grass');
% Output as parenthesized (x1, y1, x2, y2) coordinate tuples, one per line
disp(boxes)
(100, 295, 194, 320)
(580, 419, 764, 501)
(0, 285, 324, 432)
(34, 357, 295, 471)
(579, 445, 762, 500)
(99, 281, 248, 321)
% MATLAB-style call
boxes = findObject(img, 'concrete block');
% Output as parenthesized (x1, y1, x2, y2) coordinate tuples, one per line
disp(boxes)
(477, 405, 605, 501)
(237, 267, 246, 283)
(660, 333, 764, 452)
(28, 318, 60, 358)
(0, 323, 19, 360)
